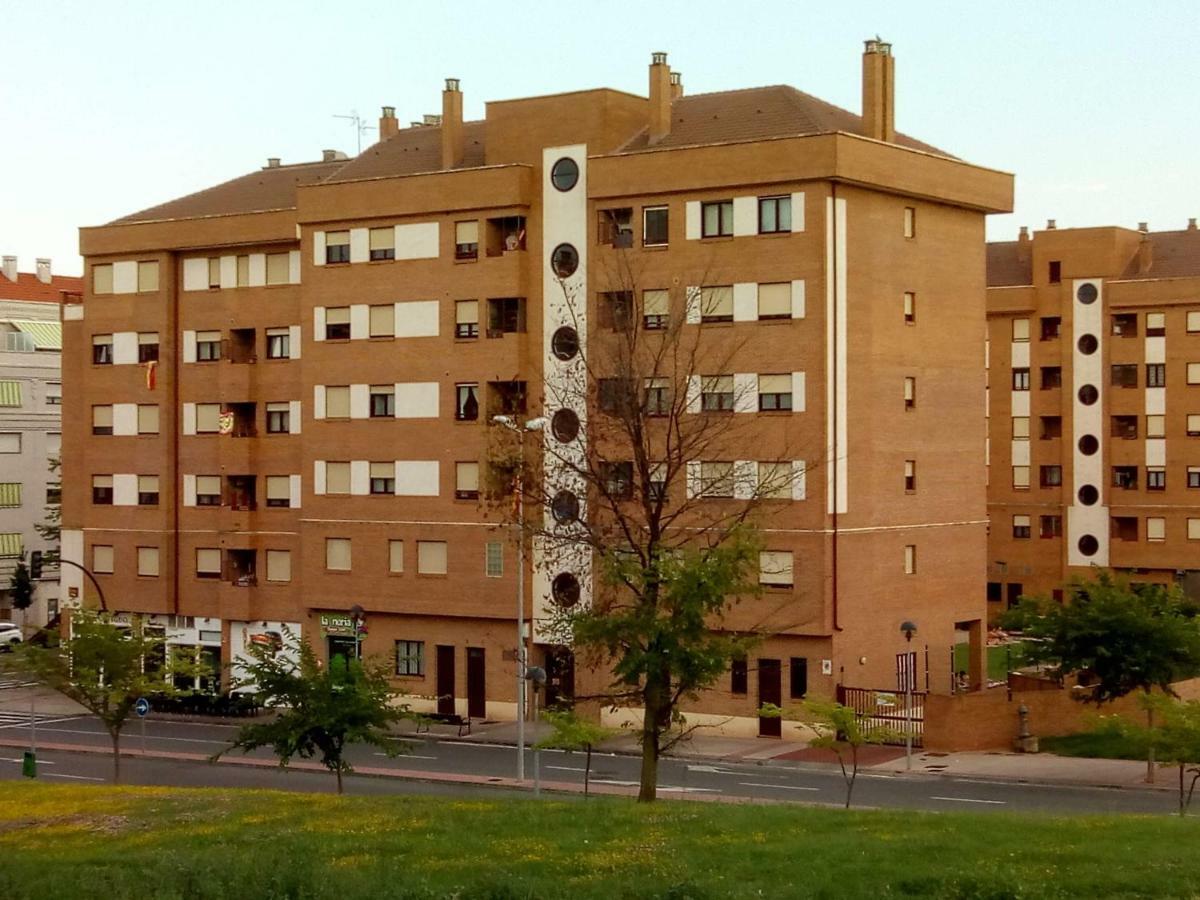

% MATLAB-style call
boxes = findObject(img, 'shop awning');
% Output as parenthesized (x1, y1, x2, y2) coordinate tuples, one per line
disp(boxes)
(11, 320, 62, 350)
(0, 381, 20, 407)
(0, 483, 21, 508)
(0, 532, 23, 558)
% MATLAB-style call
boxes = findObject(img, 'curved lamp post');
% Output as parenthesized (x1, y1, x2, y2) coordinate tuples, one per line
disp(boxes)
(900, 620, 917, 770)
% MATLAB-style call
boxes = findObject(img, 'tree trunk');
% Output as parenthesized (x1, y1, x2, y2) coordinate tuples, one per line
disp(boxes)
(845, 747, 857, 809)
(1180, 763, 1186, 817)
(336, 766, 344, 795)
(1146, 703, 1156, 785)
(584, 744, 592, 798)
(111, 731, 121, 784)
(638, 699, 661, 803)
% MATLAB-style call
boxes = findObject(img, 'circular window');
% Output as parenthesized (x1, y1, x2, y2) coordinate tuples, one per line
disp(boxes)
(1077, 534, 1100, 557)
(551, 408, 580, 443)
(1077, 333, 1098, 355)
(551, 490, 580, 524)
(1078, 434, 1099, 455)
(550, 157, 579, 192)
(1078, 484, 1099, 506)
(550, 243, 579, 279)
(1077, 384, 1099, 406)
(551, 326, 580, 361)
(1076, 283, 1098, 305)
(551, 572, 581, 607)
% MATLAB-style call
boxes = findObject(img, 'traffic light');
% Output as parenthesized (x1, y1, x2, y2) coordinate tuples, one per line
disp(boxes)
(29, 551, 42, 580)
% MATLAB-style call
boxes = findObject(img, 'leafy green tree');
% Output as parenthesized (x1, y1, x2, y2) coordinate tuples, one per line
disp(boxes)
(215, 632, 412, 793)
(33, 455, 61, 567)
(1096, 697, 1200, 815)
(9, 558, 33, 630)
(5, 610, 207, 782)
(535, 707, 616, 796)
(1003, 573, 1200, 782)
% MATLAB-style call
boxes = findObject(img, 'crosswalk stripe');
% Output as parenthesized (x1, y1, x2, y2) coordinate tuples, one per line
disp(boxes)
(0, 713, 84, 729)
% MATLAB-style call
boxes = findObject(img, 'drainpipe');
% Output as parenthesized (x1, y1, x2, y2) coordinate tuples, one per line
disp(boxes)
(830, 183, 842, 633)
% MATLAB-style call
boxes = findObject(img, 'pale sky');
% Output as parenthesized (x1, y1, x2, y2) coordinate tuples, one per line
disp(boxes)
(3, 0, 1197, 276)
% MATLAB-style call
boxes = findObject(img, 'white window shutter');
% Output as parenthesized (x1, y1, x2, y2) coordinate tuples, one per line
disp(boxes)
(289, 400, 302, 434)
(313, 461, 327, 495)
(734, 373, 758, 414)
(350, 304, 369, 340)
(350, 460, 370, 495)
(289, 325, 301, 359)
(314, 307, 326, 341)
(685, 286, 702, 325)
(686, 461, 701, 499)
(792, 372, 806, 412)
(733, 460, 758, 499)
(313, 231, 326, 266)
(349, 228, 369, 264)
(350, 384, 370, 419)
(288, 250, 301, 284)
(182, 403, 196, 436)
(791, 280, 806, 318)
(219, 256, 237, 289)
(182, 330, 197, 363)
(792, 460, 807, 500)
(182, 474, 197, 507)
(790, 193, 805, 232)
(732, 283, 757, 322)
(289, 474, 303, 509)
(248, 253, 267, 286)
(313, 385, 326, 420)
(685, 201, 701, 240)
(732, 196, 756, 236)
(686, 376, 702, 413)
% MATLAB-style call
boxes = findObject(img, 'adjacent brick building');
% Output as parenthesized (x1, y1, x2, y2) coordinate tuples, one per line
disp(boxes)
(65, 42, 1012, 733)
(986, 220, 1200, 615)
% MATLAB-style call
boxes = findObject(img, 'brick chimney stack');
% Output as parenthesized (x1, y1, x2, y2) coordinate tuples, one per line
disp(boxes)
(648, 52, 672, 144)
(441, 78, 464, 169)
(379, 106, 399, 141)
(861, 38, 895, 143)
(670, 71, 684, 100)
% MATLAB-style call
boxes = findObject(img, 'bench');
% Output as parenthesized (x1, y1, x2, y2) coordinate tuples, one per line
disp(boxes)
(415, 712, 472, 737)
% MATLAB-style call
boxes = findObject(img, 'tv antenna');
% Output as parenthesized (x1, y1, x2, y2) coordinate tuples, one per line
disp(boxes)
(332, 110, 376, 155)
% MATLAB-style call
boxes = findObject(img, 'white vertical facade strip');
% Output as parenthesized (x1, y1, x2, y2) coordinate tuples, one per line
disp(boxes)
(219, 256, 237, 289)
(113, 403, 137, 436)
(182, 258, 208, 292)
(313, 461, 326, 495)
(349, 384, 370, 419)
(288, 325, 302, 359)
(792, 372, 806, 412)
(248, 253, 267, 286)
(112, 261, 137, 294)
(824, 196, 849, 515)
(60, 530, 84, 608)
(289, 474, 303, 509)
(182, 403, 197, 436)
(349, 228, 370, 264)
(732, 196, 757, 237)
(790, 193, 806, 232)
(113, 474, 137, 506)
(349, 304, 370, 340)
(685, 201, 701, 240)
(733, 460, 758, 499)
(313, 385, 326, 420)
(1145, 333, 1165, 471)
(313, 307, 326, 341)
(113, 332, 138, 365)
(182, 474, 197, 507)
(733, 373, 758, 413)
(182, 330, 197, 363)
(313, 231, 326, 266)
(792, 461, 807, 500)
(289, 401, 302, 434)
(350, 460, 370, 496)
(533, 144, 592, 644)
(288, 250, 301, 284)
(685, 286, 702, 324)
(791, 280, 806, 318)
(732, 283, 757, 321)
(1068, 278, 1109, 566)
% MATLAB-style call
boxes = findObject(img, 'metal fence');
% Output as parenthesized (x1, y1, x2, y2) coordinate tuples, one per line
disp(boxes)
(836, 684, 925, 748)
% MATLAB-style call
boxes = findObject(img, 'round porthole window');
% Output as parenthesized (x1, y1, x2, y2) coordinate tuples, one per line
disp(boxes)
(1078, 484, 1099, 506)
(550, 157, 579, 192)
(1078, 384, 1099, 406)
(551, 572, 581, 607)
(551, 408, 580, 443)
(1077, 534, 1100, 557)
(551, 243, 579, 279)
(1077, 333, 1099, 355)
(551, 326, 580, 361)
(1076, 283, 1098, 305)
(551, 490, 580, 524)
(1078, 434, 1099, 455)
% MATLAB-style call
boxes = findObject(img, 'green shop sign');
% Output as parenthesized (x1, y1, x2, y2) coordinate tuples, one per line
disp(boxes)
(319, 613, 359, 637)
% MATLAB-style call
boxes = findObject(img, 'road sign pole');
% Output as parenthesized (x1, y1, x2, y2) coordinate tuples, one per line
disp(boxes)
(23, 693, 37, 778)
(141, 714, 147, 757)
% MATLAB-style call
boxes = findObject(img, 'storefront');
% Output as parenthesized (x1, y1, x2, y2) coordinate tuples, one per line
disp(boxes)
(318, 612, 364, 668)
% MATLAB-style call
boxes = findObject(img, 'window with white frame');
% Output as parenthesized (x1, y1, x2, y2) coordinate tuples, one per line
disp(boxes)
(699, 286, 733, 323)
(324, 307, 350, 340)
(756, 283, 791, 320)
(266, 402, 290, 434)
(456, 462, 479, 499)
(325, 231, 350, 264)
(1013, 515, 1031, 539)
(92, 264, 113, 294)
(196, 548, 221, 579)
(700, 461, 734, 498)
(455, 300, 479, 339)
(1013, 466, 1030, 490)
(758, 462, 791, 500)
(369, 462, 394, 495)
(485, 541, 503, 577)
(92, 405, 113, 435)
(195, 475, 221, 506)
(643, 289, 669, 329)
(92, 333, 113, 364)
(1012, 318, 1030, 342)
(1147, 517, 1166, 542)
(701, 200, 733, 238)
(1189, 518, 1200, 540)
(266, 327, 290, 359)
(265, 253, 289, 285)
(396, 640, 424, 676)
(643, 206, 669, 246)
(455, 221, 479, 260)
(196, 331, 221, 361)
(369, 384, 394, 417)
(137, 475, 159, 506)
(701, 375, 734, 412)
(195, 403, 221, 433)
(758, 196, 791, 234)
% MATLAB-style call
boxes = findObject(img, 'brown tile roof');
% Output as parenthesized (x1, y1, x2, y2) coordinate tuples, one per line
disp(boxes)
(323, 121, 487, 183)
(1121, 229, 1200, 279)
(0, 272, 83, 302)
(987, 241, 1033, 287)
(616, 85, 952, 157)
(109, 160, 349, 224)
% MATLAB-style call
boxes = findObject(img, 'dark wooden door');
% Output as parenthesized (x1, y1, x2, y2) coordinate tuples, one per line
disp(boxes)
(466, 647, 486, 719)
(758, 658, 782, 737)
(544, 647, 575, 709)
(436, 645, 455, 715)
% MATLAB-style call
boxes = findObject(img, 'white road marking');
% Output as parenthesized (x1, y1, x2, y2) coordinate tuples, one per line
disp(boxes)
(930, 796, 1006, 805)
(373, 753, 437, 760)
(739, 782, 820, 792)
(27, 727, 228, 745)
(0, 756, 55, 765)
(546, 765, 587, 772)
(43, 772, 104, 782)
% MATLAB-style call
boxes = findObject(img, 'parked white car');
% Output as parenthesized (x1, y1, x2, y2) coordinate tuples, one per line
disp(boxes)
(0, 622, 21, 650)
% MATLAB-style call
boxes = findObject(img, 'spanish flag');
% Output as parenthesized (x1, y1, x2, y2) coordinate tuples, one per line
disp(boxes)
(144, 360, 158, 391)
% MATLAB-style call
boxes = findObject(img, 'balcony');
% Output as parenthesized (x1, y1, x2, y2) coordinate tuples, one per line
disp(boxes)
(487, 381, 527, 418)
(227, 328, 257, 364)
(226, 475, 257, 511)
(484, 216, 527, 257)
(226, 549, 257, 588)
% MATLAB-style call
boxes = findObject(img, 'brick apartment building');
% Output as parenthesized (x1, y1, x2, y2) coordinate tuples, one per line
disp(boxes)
(986, 220, 1200, 615)
(64, 42, 1012, 733)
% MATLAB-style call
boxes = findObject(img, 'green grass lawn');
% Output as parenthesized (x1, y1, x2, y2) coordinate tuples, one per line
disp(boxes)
(2, 785, 1200, 899)
(954, 641, 1031, 683)
(1041, 730, 1151, 761)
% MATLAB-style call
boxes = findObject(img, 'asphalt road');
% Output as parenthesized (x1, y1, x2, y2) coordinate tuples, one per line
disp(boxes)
(0, 712, 1181, 815)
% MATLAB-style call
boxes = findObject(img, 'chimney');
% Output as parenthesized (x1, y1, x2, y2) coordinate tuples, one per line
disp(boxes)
(379, 106, 399, 141)
(1018, 225, 1029, 242)
(1137, 230, 1153, 275)
(441, 78, 464, 169)
(670, 71, 684, 100)
(1137, 221, 1149, 233)
(322, 149, 338, 162)
(648, 52, 672, 144)
(1046, 219, 1057, 230)
(1, 256, 15, 282)
(1188, 218, 1197, 231)
(35, 258, 51, 284)
(861, 38, 895, 142)
(266, 157, 281, 168)
(423, 114, 443, 126)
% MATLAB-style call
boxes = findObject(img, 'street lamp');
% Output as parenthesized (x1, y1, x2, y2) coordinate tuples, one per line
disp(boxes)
(350, 604, 365, 660)
(900, 620, 917, 771)
(492, 414, 547, 782)
(525, 665, 547, 796)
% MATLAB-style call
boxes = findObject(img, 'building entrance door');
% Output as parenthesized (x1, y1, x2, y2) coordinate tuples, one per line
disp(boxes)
(466, 647, 486, 719)
(327, 636, 356, 670)
(436, 645, 456, 716)
(758, 658, 782, 737)
(544, 647, 575, 709)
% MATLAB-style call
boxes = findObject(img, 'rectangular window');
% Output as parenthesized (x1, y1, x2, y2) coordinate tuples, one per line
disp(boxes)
(699, 286, 734, 323)
(455, 300, 479, 339)
(643, 206, 669, 246)
(700, 461, 734, 498)
(756, 283, 791, 320)
(904, 459, 916, 493)
(602, 461, 634, 499)
(92, 264, 113, 294)
(1147, 364, 1167, 388)
(730, 658, 748, 695)
(1112, 466, 1139, 490)
(1048, 260, 1061, 284)
(236, 255, 250, 287)
(136, 405, 159, 434)
(454, 221, 479, 260)
(757, 462, 791, 500)
(600, 291, 631, 331)
(1112, 313, 1138, 337)
(1011, 368, 1029, 391)
(265, 476, 291, 508)
(1111, 364, 1138, 388)
(137, 261, 159, 293)
(1012, 466, 1030, 490)
(1040, 515, 1063, 539)
(265, 402, 290, 434)
(137, 474, 159, 506)
(369, 384, 395, 417)
(204, 257, 220, 288)
(388, 539, 404, 573)
(136, 546, 159, 577)
(0, 483, 20, 508)
(758, 374, 792, 411)
(1146, 312, 1166, 337)
(196, 548, 221, 579)
(266, 328, 290, 359)
(1188, 414, 1200, 436)
(904, 292, 916, 325)
(1189, 467, 1200, 489)
(1190, 518, 1200, 540)
(1147, 467, 1166, 491)
(757, 195, 791, 234)
(322, 385, 350, 419)
(701, 375, 735, 412)
(640, 378, 670, 418)
(324, 462, 351, 494)
(369, 462, 395, 495)
(1012, 416, 1030, 439)
(1040, 317, 1061, 340)
(1040, 465, 1062, 488)
(92, 474, 113, 504)
(642, 289, 669, 330)
(455, 383, 479, 420)
(904, 376, 916, 408)
(325, 231, 350, 264)
(325, 537, 352, 571)
(790, 658, 808, 700)
(487, 297, 525, 335)
(92, 405, 113, 435)
(369, 305, 394, 338)
(196, 331, 221, 361)
(1111, 415, 1138, 439)
(92, 334, 113, 365)
(396, 640, 425, 676)
(1012, 515, 1031, 539)
(45, 382, 61, 406)
(1012, 318, 1030, 342)
(265, 550, 291, 583)
(369, 227, 395, 261)
(265, 253, 289, 285)
(449, 461, 476, 500)
(701, 200, 733, 238)
(759, 550, 794, 588)
(92, 545, 114, 574)
(1188, 311, 1200, 333)
(904, 544, 916, 574)
(485, 541, 503, 577)
(324, 307, 351, 340)
(417, 540, 448, 575)
(1146, 415, 1166, 439)
(1147, 517, 1166, 542)
(1189, 363, 1200, 385)
(903, 207, 916, 238)
(195, 403, 221, 433)
(1040, 367, 1062, 390)
(195, 475, 222, 506)
(137, 332, 159, 363)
